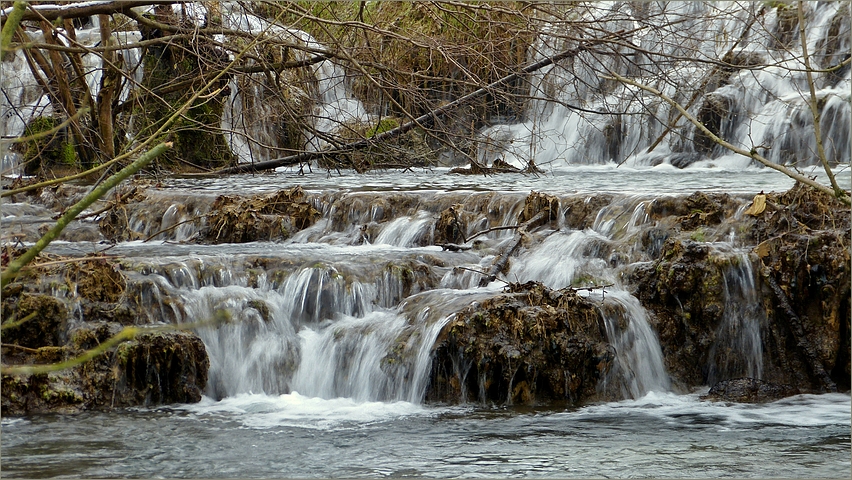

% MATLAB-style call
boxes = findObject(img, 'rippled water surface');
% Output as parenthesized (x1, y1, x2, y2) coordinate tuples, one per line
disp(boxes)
(167, 163, 850, 196)
(2, 392, 849, 478)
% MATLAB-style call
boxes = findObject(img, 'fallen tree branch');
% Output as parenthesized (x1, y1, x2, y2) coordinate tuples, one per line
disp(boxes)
(0, 310, 232, 376)
(1, 311, 37, 331)
(1, 1, 178, 23)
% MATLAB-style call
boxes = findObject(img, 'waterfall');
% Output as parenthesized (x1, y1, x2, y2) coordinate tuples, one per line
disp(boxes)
(706, 249, 765, 385)
(122, 246, 476, 403)
(478, 1, 850, 170)
(510, 222, 671, 398)
(600, 291, 672, 398)
(217, 4, 368, 162)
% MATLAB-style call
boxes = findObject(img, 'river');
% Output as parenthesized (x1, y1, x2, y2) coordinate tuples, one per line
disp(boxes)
(2, 391, 849, 478)
(2, 166, 850, 478)
(2, 1, 851, 477)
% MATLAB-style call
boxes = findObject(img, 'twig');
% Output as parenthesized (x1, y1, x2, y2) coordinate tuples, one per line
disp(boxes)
(1, 343, 41, 353)
(143, 215, 206, 243)
(1, 311, 37, 331)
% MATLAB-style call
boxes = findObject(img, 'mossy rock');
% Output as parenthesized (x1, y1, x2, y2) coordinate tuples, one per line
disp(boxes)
(429, 281, 612, 406)
(1, 294, 68, 349)
(205, 186, 320, 243)
(113, 331, 209, 406)
(15, 116, 79, 176)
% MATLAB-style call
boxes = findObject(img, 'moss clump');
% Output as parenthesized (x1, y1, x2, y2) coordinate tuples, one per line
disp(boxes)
(205, 186, 320, 243)
(17, 116, 79, 175)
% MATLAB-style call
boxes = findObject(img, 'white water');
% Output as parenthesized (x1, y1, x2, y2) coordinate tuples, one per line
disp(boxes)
(707, 247, 765, 385)
(480, 1, 851, 170)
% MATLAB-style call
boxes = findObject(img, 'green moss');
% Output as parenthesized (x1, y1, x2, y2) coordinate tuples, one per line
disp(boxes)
(690, 229, 706, 242)
(19, 116, 79, 174)
(366, 118, 399, 138)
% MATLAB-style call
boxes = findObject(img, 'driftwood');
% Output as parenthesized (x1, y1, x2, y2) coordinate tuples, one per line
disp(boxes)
(477, 211, 547, 287)
(761, 267, 837, 393)
(212, 32, 624, 175)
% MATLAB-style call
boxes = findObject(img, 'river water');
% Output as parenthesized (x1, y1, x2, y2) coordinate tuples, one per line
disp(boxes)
(2, 391, 849, 478)
(2, 1, 851, 477)
(2, 165, 850, 479)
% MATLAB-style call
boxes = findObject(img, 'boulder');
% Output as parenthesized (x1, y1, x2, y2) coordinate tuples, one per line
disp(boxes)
(428, 281, 613, 405)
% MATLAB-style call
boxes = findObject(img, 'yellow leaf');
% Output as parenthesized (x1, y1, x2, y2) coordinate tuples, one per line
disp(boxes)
(744, 193, 766, 216)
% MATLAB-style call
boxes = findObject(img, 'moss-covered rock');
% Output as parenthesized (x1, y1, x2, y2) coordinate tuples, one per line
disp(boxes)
(15, 116, 79, 176)
(204, 186, 320, 243)
(1, 253, 210, 416)
(429, 281, 613, 406)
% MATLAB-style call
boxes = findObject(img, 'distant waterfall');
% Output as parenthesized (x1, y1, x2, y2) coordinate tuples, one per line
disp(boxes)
(479, 1, 851, 169)
(0, 2, 368, 170)
(217, 3, 368, 162)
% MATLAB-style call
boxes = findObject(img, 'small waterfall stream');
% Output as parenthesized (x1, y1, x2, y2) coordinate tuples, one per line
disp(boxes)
(707, 248, 765, 385)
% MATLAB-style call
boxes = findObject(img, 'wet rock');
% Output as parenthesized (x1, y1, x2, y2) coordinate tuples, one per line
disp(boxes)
(694, 94, 735, 154)
(562, 194, 613, 230)
(205, 186, 320, 243)
(630, 238, 724, 387)
(702, 378, 799, 403)
(110, 331, 209, 406)
(1, 254, 210, 416)
(429, 281, 613, 406)
(434, 204, 466, 245)
(632, 183, 851, 393)
(1, 294, 68, 349)
(519, 191, 559, 228)
(1, 331, 208, 416)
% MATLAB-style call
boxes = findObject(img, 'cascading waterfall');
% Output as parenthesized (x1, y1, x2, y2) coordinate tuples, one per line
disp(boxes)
(134, 257, 440, 402)
(509, 217, 671, 398)
(706, 249, 765, 385)
(0, 17, 143, 174)
(477, 1, 850, 170)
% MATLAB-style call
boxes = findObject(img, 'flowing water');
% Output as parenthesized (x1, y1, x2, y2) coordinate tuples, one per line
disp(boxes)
(2, 392, 849, 478)
(2, 2, 851, 478)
